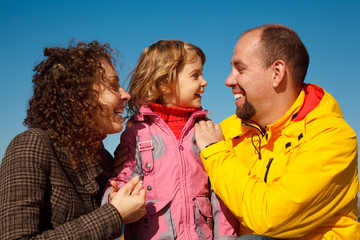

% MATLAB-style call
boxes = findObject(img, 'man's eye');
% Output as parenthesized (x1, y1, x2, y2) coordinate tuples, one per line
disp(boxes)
(237, 68, 244, 73)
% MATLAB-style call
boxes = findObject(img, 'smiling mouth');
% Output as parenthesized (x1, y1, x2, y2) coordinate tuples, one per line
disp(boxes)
(234, 93, 244, 100)
(114, 107, 124, 116)
(114, 110, 126, 123)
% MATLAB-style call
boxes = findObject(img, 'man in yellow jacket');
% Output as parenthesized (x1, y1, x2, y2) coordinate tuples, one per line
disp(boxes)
(195, 24, 359, 239)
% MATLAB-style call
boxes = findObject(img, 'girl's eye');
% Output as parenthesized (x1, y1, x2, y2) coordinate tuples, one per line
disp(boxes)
(192, 73, 199, 79)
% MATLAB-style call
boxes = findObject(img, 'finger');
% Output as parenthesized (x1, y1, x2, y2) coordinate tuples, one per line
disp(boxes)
(195, 116, 209, 123)
(110, 181, 119, 193)
(195, 120, 206, 131)
(196, 119, 206, 125)
(121, 176, 140, 195)
(131, 181, 143, 195)
(205, 119, 215, 127)
(138, 188, 146, 199)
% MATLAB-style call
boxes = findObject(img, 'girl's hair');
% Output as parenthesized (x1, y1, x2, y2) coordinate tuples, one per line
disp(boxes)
(127, 40, 206, 115)
(24, 40, 119, 168)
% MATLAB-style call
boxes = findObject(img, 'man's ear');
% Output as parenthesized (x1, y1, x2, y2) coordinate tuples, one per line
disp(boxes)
(272, 60, 286, 88)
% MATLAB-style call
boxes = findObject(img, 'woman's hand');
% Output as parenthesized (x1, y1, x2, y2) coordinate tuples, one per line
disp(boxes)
(109, 178, 143, 203)
(110, 176, 146, 224)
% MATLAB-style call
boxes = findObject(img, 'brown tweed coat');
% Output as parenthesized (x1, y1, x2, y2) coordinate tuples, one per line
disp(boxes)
(0, 128, 123, 239)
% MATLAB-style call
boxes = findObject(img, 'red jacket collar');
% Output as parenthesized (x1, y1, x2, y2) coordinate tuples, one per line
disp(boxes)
(292, 83, 324, 122)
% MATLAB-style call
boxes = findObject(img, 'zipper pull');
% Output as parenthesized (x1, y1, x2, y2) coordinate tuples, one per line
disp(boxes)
(264, 158, 274, 183)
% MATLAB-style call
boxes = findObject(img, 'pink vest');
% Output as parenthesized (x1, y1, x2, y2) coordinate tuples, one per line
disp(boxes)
(103, 105, 238, 239)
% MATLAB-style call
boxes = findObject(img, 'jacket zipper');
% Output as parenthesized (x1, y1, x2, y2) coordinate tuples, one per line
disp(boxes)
(264, 158, 274, 183)
(146, 109, 207, 238)
(178, 111, 207, 238)
(242, 122, 273, 182)
(143, 111, 190, 236)
(179, 110, 206, 238)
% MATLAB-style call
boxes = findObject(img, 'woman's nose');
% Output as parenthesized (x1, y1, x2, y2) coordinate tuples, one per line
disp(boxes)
(119, 87, 131, 102)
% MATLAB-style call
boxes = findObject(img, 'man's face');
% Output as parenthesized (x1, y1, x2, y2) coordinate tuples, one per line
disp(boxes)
(225, 30, 273, 124)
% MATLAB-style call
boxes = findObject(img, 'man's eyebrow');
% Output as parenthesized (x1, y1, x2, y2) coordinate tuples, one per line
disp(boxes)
(232, 60, 246, 67)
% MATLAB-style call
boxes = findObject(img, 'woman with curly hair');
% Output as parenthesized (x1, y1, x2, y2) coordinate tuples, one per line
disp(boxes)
(0, 41, 146, 239)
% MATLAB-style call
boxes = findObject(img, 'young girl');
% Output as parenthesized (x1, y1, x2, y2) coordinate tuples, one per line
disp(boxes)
(103, 40, 238, 239)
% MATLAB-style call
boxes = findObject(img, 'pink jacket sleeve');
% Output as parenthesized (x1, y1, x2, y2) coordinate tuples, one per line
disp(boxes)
(101, 128, 140, 205)
(210, 183, 239, 238)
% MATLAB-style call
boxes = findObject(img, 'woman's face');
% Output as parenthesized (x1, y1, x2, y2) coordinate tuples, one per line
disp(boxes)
(95, 61, 130, 135)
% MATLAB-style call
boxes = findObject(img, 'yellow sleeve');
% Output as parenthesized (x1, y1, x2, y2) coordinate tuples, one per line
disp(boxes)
(201, 118, 359, 238)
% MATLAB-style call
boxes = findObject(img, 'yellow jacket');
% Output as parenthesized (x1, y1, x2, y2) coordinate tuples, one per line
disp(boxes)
(201, 84, 359, 239)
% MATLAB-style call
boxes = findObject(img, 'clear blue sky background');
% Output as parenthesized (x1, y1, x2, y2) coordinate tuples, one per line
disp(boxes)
(1, 0, 359, 179)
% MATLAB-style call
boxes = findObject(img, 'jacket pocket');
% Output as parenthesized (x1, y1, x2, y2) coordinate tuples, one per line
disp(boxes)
(125, 199, 177, 240)
(195, 196, 213, 239)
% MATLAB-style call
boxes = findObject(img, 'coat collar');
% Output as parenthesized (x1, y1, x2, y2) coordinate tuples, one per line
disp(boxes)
(131, 104, 208, 122)
(221, 83, 326, 140)
(55, 144, 113, 195)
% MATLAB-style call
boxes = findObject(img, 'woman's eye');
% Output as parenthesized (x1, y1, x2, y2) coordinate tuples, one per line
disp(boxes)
(110, 83, 120, 91)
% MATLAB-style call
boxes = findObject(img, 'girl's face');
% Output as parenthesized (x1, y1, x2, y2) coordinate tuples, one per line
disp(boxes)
(95, 62, 130, 135)
(165, 56, 207, 108)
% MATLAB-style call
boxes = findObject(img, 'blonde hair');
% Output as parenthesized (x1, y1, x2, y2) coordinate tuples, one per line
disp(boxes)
(127, 40, 206, 115)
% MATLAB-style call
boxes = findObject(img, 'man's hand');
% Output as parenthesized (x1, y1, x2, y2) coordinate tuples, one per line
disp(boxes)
(194, 119, 224, 151)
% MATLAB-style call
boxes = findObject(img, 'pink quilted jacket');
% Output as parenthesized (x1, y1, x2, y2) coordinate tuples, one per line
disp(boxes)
(102, 105, 239, 239)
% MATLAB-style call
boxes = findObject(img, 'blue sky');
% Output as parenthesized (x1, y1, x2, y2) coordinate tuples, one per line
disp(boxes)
(1, 0, 359, 177)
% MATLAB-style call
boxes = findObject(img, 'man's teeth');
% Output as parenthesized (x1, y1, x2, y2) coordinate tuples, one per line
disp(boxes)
(234, 94, 244, 99)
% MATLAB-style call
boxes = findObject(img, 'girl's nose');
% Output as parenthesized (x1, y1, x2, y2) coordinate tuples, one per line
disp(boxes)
(201, 76, 208, 87)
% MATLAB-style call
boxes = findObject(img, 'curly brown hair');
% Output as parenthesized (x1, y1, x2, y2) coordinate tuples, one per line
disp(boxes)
(24, 40, 119, 168)
(126, 40, 206, 116)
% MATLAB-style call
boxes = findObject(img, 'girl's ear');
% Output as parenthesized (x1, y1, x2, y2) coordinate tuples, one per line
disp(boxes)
(159, 82, 172, 94)
(272, 59, 286, 88)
